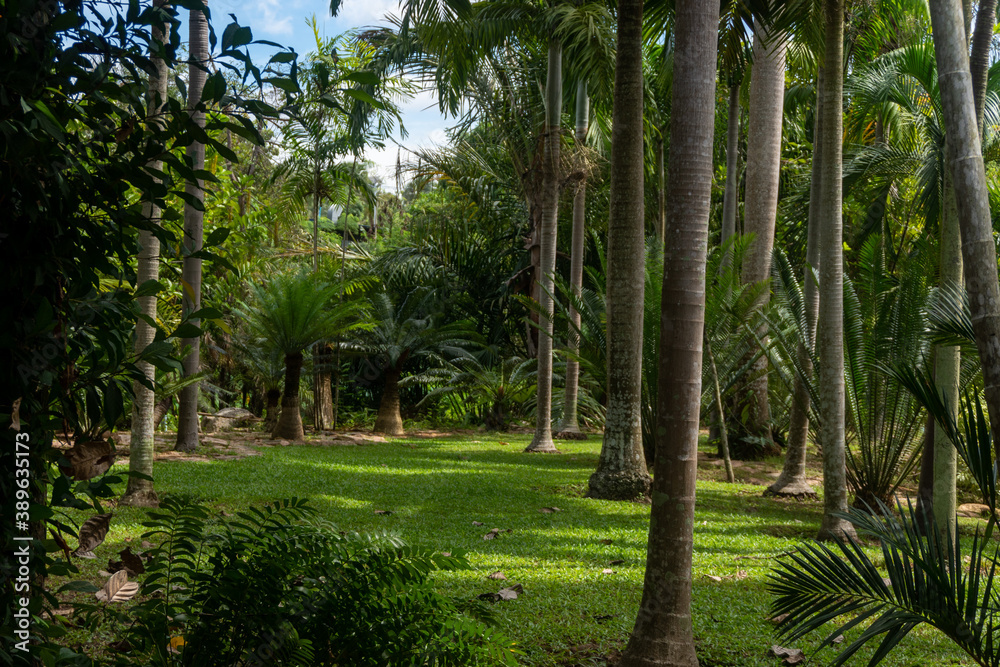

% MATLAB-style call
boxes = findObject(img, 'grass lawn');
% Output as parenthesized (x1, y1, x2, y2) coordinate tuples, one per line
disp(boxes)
(63, 429, 982, 666)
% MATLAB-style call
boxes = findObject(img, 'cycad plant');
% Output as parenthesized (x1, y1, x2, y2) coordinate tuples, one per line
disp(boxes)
(357, 288, 475, 435)
(770, 373, 1000, 667)
(842, 237, 930, 508)
(235, 272, 367, 440)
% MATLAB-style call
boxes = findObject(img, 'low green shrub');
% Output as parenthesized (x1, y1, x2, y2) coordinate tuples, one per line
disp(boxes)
(71, 497, 518, 666)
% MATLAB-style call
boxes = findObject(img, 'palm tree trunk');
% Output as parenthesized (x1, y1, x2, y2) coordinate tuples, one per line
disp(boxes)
(720, 81, 741, 270)
(314, 342, 334, 431)
(122, 0, 170, 507)
(264, 388, 280, 432)
(733, 22, 786, 459)
(587, 7, 651, 499)
(767, 66, 824, 498)
(816, 0, 856, 542)
(525, 37, 562, 454)
(374, 365, 404, 436)
(708, 342, 735, 483)
(971, 0, 997, 133)
(272, 352, 305, 440)
(931, 0, 1000, 481)
(557, 80, 589, 438)
(175, 0, 208, 453)
(619, 1, 718, 664)
(656, 133, 666, 245)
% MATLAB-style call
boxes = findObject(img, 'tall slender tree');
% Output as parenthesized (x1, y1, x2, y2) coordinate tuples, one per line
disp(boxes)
(734, 18, 786, 458)
(586, 0, 651, 499)
(175, 0, 208, 452)
(815, 0, 855, 541)
(524, 36, 563, 454)
(931, 0, 1000, 448)
(557, 79, 589, 438)
(767, 66, 823, 498)
(121, 0, 170, 506)
(619, 0, 719, 664)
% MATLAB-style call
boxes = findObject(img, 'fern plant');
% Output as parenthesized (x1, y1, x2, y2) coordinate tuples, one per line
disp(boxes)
(74, 497, 517, 666)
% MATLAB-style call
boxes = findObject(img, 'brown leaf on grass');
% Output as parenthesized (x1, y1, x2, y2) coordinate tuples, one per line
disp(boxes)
(74, 513, 113, 558)
(609, 559, 625, 566)
(832, 635, 844, 644)
(771, 645, 805, 665)
(706, 575, 723, 582)
(593, 614, 615, 622)
(482, 528, 511, 540)
(601, 568, 614, 574)
(477, 583, 524, 602)
(95, 570, 139, 603)
(769, 613, 790, 624)
(472, 521, 484, 526)
(373, 510, 393, 515)
(538, 507, 562, 513)
(61, 441, 116, 480)
(108, 639, 133, 653)
(487, 571, 507, 580)
(599, 538, 613, 545)
(119, 547, 145, 575)
(141, 540, 154, 549)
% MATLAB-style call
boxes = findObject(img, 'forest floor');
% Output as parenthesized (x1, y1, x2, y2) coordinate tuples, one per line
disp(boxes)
(54, 427, 985, 666)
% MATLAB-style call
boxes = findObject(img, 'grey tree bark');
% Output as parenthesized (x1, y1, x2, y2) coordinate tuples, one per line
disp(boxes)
(374, 366, 405, 436)
(587, 0, 651, 500)
(930, 0, 1000, 471)
(557, 80, 589, 439)
(734, 22, 786, 459)
(525, 37, 562, 454)
(122, 0, 170, 507)
(720, 82, 741, 270)
(767, 66, 824, 498)
(971, 0, 997, 133)
(619, 0, 719, 664)
(816, 0, 856, 541)
(175, 0, 208, 452)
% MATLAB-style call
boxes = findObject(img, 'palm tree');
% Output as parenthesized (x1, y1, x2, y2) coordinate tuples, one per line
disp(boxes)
(815, 0, 855, 541)
(175, 0, 208, 453)
(359, 289, 474, 436)
(734, 16, 787, 458)
(932, 0, 1000, 451)
(235, 273, 367, 441)
(586, 0, 650, 499)
(121, 0, 170, 507)
(619, 0, 719, 664)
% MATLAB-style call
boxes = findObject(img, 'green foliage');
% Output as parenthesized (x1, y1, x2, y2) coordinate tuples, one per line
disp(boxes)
(72, 497, 516, 666)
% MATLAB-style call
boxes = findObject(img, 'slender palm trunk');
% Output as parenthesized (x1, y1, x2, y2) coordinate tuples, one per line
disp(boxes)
(768, 66, 824, 498)
(374, 366, 404, 436)
(557, 80, 589, 438)
(816, 0, 855, 541)
(734, 23, 786, 459)
(272, 352, 305, 440)
(314, 342, 334, 431)
(122, 0, 170, 507)
(720, 82, 741, 269)
(971, 0, 997, 133)
(655, 134, 666, 245)
(333, 161, 357, 430)
(525, 37, 562, 454)
(587, 2, 651, 500)
(930, 0, 1000, 469)
(708, 342, 735, 484)
(175, 0, 208, 452)
(619, 1, 718, 664)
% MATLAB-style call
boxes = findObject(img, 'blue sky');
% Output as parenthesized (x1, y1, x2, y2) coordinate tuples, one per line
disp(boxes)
(208, 0, 450, 191)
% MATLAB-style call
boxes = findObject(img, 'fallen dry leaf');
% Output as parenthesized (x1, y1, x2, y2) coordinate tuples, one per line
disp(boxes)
(538, 507, 562, 513)
(601, 568, 614, 574)
(95, 570, 139, 603)
(599, 538, 613, 545)
(61, 441, 115, 481)
(74, 513, 113, 558)
(373, 509, 393, 515)
(769, 613, 790, 624)
(609, 559, 625, 566)
(119, 547, 144, 575)
(706, 575, 723, 582)
(472, 521, 484, 526)
(771, 645, 805, 666)
(487, 571, 507, 580)
(478, 583, 524, 602)
(51, 530, 71, 560)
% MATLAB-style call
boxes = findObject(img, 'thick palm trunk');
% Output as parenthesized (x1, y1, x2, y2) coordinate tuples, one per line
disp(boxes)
(733, 22, 786, 460)
(264, 388, 280, 432)
(816, 0, 855, 541)
(525, 37, 562, 454)
(930, 0, 1000, 472)
(588, 10, 651, 500)
(767, 66, 824, 498)
(557, 80, 589, 438)
(175, 0, 208, 452)
(314, 342, 334, 431)
(720, 82, 741, 268)
(374, 366, 404, 436)
(619, 1, 718, 664)
(272, 352, 305, 440)
(122, 0, 170, 507)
